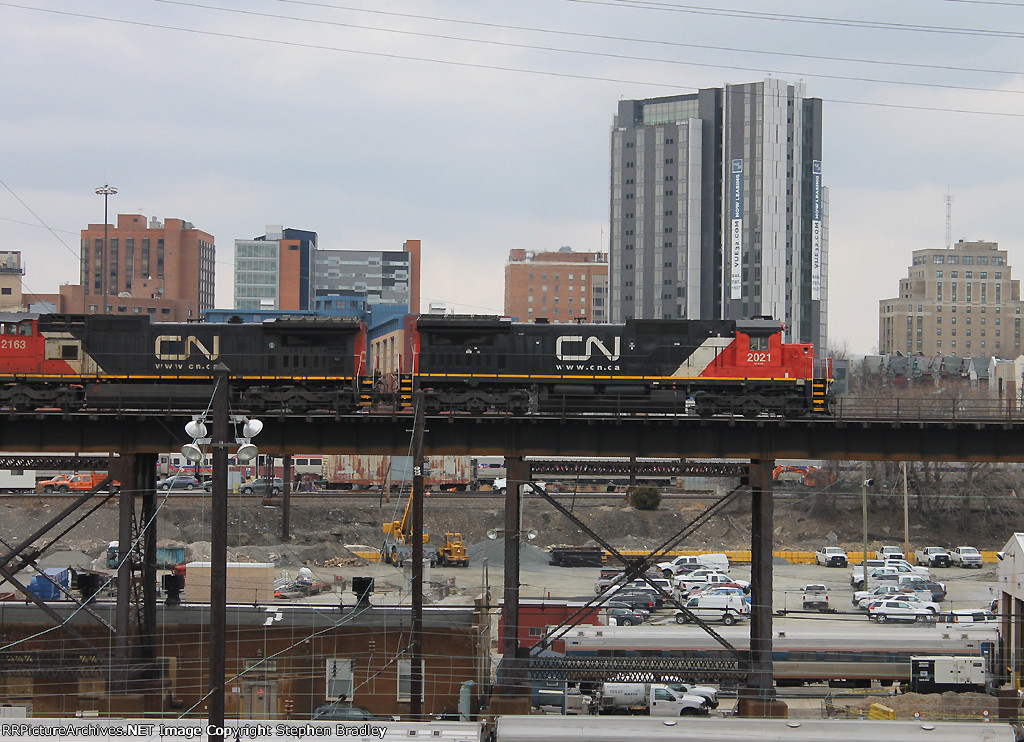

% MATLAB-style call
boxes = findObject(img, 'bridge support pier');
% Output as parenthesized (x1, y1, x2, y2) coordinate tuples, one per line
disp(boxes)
(736, 688, 788, 718)
(740, 457, 785, 716)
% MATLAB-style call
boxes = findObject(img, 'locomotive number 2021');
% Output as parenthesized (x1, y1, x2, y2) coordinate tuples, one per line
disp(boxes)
(746, 352, 770, 364)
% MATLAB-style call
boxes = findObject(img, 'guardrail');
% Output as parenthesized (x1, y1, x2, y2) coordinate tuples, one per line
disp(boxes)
(348, 548, 1000, 566)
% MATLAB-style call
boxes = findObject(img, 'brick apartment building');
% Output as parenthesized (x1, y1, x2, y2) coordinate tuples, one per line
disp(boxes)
(27, 215, 215, 322)
(504, 247, 609, 323)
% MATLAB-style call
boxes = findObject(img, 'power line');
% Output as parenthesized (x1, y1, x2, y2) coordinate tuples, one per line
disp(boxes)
(269, 0, 1024, 78)
(2, 2, 1024, 118)
(146, 0, 1024, 97)
(574, 0, 1024, 39)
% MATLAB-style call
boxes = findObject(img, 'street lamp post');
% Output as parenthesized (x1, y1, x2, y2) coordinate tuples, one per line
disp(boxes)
(94, 184, 117, 314)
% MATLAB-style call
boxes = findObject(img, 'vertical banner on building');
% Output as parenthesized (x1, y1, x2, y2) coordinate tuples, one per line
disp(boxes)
(730, 159, 743, 299)
(811, 160, 823, 301)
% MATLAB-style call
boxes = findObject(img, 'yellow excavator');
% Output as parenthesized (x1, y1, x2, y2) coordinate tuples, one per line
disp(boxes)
(381, 491, 468, 567)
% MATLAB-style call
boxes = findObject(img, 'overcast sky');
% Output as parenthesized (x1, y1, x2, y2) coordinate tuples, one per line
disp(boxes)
(2, 0, 1023, 356)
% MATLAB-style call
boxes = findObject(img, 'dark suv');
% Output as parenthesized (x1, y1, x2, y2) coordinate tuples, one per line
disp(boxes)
(240, 477, 283, 495)
(312, 704, 375, 721)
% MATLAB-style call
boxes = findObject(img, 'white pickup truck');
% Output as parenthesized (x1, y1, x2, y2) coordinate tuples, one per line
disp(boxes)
(915, 546, 953, 568)
(950, 546, 985, 568)
(657, 553, 730, 577)
(674, 569, 749, 596)
(815, 547, 848, 567)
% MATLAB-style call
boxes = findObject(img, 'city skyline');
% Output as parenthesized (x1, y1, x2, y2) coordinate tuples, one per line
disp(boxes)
(3, 2, 1023, 356)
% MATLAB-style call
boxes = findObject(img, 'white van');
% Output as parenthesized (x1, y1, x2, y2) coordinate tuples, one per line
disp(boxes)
(674, 593, 749, 625)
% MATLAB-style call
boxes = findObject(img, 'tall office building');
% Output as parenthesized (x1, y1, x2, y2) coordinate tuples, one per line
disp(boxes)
(313, 240, 420, 314)
(70, 214, 215, 320)
(234, 226, 317, 311)
(879, 240, 1023, 357)
(504, 247, 608, 322)
(610, 78, 827, 350)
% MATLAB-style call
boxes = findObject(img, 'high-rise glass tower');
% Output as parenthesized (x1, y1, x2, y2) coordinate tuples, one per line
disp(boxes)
(609, 78, 827, 350)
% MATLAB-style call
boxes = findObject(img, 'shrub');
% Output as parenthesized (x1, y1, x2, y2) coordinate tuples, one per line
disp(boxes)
(630, 485, 662, 511)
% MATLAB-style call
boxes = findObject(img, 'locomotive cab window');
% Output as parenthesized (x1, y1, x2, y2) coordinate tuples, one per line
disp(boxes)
(749, 336, 770, 352)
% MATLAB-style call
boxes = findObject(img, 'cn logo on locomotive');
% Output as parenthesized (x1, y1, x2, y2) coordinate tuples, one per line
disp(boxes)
(555, 335, 621, 362)
(154, 335, 221, 362)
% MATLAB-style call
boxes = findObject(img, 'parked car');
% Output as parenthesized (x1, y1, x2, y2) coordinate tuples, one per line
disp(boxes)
(852, 584, 914, 607)
(915, 546, 953, 568)
(849, 560, 887, 585)
(801, 584, 830, 612)
(491, 478, 546, 495)
(942, 609, 998, 624)
(657, 553, 730, 576)
(675, 593, 750, 625)
(868, 599, 937, 624)
(883, 559, 932, 578)
(240, 477, 284, 495)
(156, 475, 202, 491)
(851, 562, 929, 590)
(605, 589, 655, 611)
(607, 606, 646, 626)
(674, 569, 749, 595)
(876, 546, 905, 562)
(950, 546, 984, 568)
(907, 578, 947, 602)
(814, 547, 848, 567)
(615, 584, 665, 608)
(606, 600, 650, 621)
(312, 704, 376, 721)
(863, 593, 940, 614)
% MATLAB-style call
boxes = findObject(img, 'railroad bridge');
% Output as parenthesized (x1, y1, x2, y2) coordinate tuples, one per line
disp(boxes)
(1, 408, 1023, 717)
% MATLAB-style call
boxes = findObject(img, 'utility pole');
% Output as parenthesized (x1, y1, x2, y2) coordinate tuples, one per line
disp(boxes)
(410, 391, 425, 720)
(861, 463, 869, 593)
(94, 184, 117, 313)
(209, 364, 229, 742)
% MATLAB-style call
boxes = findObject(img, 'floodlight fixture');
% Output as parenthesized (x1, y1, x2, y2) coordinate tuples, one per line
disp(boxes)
(236, 443, 259, 464)
(185, 419, 208, 439)
(181, 443, 204, 463)
(242, 418, 263, 438)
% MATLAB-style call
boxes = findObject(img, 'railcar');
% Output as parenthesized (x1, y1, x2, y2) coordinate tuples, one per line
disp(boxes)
(0, 313, 366, 412)
(495, 716, 1013, 742)
(411, 315, 832, 417)
(559, 624, 999, 689)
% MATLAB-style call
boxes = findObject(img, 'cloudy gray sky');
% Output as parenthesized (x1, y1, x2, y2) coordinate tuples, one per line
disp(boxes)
(2, 0, 1023, 355)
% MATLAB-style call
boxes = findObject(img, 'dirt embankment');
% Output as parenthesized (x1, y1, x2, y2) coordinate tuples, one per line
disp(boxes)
(1, 491, 1013, 569)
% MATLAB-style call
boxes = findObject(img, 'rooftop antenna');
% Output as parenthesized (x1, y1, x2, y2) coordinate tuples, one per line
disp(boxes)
(945, 190, 954, 249)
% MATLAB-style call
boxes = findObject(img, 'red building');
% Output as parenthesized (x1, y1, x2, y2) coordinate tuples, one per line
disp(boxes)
(498, 599, 603, 653)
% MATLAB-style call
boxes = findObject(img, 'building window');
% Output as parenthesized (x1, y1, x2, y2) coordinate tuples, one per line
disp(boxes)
(397, 659, 426, 702)
(326, 658, 353, 700)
